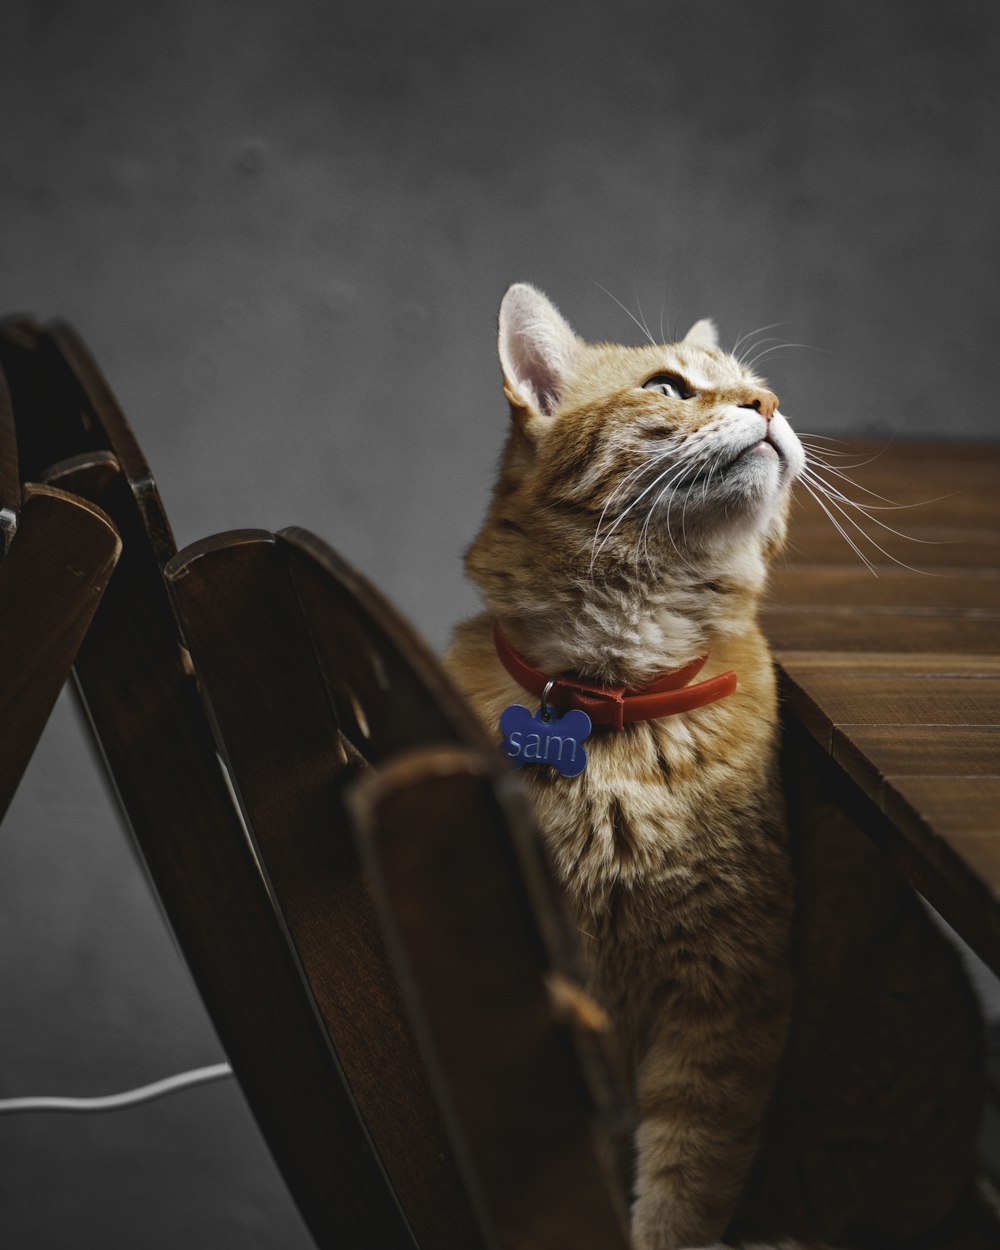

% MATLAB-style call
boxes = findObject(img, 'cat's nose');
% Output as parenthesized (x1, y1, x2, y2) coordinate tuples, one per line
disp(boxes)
(737, 388, 779, 420)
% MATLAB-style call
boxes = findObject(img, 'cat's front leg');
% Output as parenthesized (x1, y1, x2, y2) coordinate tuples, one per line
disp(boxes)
(630, 979, 791, 1250)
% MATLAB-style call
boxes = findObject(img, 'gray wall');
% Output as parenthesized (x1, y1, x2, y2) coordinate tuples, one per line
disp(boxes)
(1, 1, 997, 1246)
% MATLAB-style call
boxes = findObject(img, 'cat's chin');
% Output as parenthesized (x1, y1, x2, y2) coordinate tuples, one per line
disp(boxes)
(728, 445, 789, 493)
(697, 425, 801, 536)
(656, 457, 792, 549)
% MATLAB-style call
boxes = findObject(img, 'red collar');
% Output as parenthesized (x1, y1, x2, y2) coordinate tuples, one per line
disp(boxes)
(493, 622, 737, 732)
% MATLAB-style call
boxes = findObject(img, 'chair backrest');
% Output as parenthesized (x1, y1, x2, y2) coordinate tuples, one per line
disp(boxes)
(164, 529, 484, 1250)
(0, 343, 121, 822)
(2, 320, 416, 1250)
(354, 744, 633, 1250)
(166, 524, 632, 1249)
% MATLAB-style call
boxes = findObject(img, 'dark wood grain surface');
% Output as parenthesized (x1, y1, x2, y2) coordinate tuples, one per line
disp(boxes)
(765, 439, 1000, 970)
(278, 526, 493, 759)
(165, 529, 485, 1250)
(0, 483, 120, 821)
(169, 527, 631, 1248)
(354, 746, 632, 1250)
(11, 325, 419, 1250)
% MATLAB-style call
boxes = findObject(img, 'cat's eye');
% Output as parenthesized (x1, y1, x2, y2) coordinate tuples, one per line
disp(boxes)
(642, 374, 694, 400)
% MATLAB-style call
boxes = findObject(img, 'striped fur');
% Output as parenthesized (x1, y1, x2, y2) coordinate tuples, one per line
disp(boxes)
(445, 285, 987, 1249)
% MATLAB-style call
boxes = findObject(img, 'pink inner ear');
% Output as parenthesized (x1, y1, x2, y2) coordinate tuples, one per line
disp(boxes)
(500, 284, 577, 416)
(508, 337, 560, 415)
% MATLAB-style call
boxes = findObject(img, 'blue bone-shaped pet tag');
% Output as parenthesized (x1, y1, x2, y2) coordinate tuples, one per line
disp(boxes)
(499, 704, 592, 777)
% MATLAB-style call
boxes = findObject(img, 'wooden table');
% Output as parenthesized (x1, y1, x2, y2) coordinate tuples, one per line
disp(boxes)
(761, 440, 1000, 974)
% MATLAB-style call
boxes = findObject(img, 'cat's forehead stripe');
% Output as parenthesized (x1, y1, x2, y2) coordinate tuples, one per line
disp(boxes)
(652, 352, 752, 394)
(679, 365, 714, 391)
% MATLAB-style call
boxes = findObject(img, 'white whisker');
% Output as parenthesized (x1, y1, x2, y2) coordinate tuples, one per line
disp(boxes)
(797, 477, 879, 575)
(731, 322, 788, 365)
(804, 461, 904, 507)
(800, 441, 895, 471)
(589, 447, 683, 572)
(592, 281, 657, 347)
(633, 281, 656, 347)
(639, 460, 696, 568)
(799, 468, 941, 574)
(743, 341, 825, 371)
(649, 463, 696, 566)
(803, 464, 956, 530)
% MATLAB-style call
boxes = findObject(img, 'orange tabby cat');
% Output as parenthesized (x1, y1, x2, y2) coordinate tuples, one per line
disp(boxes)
(445, 284, 989, 1249)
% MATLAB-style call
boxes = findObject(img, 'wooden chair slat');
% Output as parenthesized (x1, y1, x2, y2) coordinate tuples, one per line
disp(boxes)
(354, 746, 632, 1250)
(0, 341, 121, 821)
(165, 529, 484, 1250)
(0, 482, 120, 820)
(45, 321, 177, 565)
(277, 525, 491, 761)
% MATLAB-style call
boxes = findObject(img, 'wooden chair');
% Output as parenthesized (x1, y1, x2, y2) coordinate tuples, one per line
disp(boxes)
(0, 340, 121, 822)
(0, 319, 414, 1249)
(165, 527, 632, 1248)
(1, 317, 633, 1246)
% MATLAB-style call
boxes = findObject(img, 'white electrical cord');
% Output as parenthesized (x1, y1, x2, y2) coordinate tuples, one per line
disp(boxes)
(0, 1063, 233, 1114)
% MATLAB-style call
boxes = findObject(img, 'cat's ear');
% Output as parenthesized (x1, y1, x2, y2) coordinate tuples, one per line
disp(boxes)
(498, 283, 578, 428)
(683, 318, 719, 349)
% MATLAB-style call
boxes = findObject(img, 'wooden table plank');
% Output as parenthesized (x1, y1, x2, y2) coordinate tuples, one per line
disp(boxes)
(791, 488, 1000, 533)
(832, 725, 1000, 793)
(775, 652, 1000, 676)
(781, 721, 1000, 975)
(766, 611, 1000, 653)
(788, 439, 1000, 575)
(940, 836, 1000, 903)
(784, 525, 1000, 569)
(794, 440, 1000, 516)
(883, 776, 1000, 842)
(777, 670, 1000, 748)
(769, 567, 1000, 612)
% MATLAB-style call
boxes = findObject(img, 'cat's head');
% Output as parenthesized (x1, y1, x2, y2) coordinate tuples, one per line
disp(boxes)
(465, 284, 806, 674)
(475, 281, 803, 564)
